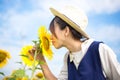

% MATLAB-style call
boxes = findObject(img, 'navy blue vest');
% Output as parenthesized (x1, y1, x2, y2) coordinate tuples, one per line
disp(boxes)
(67, 41, 106, 80)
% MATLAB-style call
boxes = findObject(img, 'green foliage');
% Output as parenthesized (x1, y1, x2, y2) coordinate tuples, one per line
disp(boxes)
(0, 72, 5, 76)
(19, 54, 28, 58)
(11, 69, 28, 78)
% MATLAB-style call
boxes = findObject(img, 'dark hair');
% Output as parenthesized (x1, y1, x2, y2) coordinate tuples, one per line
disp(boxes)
(49, 16, 83, 40)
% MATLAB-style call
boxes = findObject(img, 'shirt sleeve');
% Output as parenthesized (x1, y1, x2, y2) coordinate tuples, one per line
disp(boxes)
(57, 52, 68, 80)
(99, 43, 120, 80)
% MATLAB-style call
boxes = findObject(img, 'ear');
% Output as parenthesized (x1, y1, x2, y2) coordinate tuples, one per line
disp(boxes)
(64, 26, 70, 37)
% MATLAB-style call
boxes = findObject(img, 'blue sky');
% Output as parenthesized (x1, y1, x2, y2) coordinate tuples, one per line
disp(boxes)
(0, 0, 120, 79)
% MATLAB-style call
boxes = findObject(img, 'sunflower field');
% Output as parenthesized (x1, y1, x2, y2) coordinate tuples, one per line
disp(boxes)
(0, 26, 53, 80)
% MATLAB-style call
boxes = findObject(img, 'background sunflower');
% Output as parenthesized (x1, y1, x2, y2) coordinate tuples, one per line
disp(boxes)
(0, 49, 11, 68)
(20, 45, 38, 67)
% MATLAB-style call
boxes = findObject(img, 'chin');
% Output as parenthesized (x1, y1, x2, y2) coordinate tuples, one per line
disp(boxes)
(54, 45, 62, 49)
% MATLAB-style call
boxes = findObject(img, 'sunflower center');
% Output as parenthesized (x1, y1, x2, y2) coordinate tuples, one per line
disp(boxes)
(43, 37, 49, 50)
(36, 72, 44, 78)
(27, 53, 34, 61)
(0, 52, 7, 63)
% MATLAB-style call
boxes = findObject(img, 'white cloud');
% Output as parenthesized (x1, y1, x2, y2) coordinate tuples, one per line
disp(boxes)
(1, 0, 119, 40)
(0, 4, 52, 49)
(88, 25, 120, 42)
(2, 9, 50, 35)
(30, 0, 120, 14)
(86, 0, 120, 14)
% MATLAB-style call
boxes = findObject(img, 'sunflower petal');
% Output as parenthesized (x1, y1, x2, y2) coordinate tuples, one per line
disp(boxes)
(38, 26, 53, 60)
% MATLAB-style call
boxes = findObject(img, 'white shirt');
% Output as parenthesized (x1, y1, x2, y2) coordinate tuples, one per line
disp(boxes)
(57, 39, 120, 80)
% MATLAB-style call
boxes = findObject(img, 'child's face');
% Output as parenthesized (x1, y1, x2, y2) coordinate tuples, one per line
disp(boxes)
(50, 22, 66, 49)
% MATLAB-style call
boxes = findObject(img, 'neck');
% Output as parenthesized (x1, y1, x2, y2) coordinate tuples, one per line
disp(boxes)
(64, 39, 82, 53)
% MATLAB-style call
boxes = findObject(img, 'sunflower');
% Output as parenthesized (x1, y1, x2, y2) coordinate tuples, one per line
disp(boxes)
(38, 26, 53, 60)
(35, 72, 44, 79)
(20, 45, 38, 67)
(0, 49, 11, 68)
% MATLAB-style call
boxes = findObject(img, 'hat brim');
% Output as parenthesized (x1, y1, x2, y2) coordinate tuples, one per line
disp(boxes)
(50, 8, 89, 39)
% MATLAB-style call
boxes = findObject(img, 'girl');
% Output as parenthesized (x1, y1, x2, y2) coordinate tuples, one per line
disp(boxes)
(30, 6, 120, 80)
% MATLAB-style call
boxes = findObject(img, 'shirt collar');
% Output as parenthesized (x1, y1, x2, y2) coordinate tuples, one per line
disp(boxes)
(69, 38, 94, 62)
(69, 51, 82, 62)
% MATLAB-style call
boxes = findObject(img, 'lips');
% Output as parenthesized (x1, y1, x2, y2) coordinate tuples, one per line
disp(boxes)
(52, 41, 55, 44)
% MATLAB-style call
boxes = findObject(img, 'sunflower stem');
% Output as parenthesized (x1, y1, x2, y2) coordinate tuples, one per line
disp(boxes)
(30, 50, 38, 80)
(23, 65, 26, 71)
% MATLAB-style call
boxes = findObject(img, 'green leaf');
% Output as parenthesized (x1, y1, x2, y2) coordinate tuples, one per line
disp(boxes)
(19, 54, 28, 58)
(35, 67, 41, 70)
(16, 61, 22, 65)
(28, 68, 32, 70)
(11, 69, 26, 78)
(0, 72, 5, 76)
(7, 77, 16, 80)
(32, 40, 37, 44)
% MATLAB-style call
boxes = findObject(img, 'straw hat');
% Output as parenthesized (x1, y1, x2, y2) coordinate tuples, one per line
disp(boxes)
(50, 6, 89, 39)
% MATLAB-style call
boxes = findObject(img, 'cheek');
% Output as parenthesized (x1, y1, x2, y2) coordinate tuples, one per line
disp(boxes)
(55, 28, 60, 36)
(55, 29, 65, 40)
(54, 25, 65, 42)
